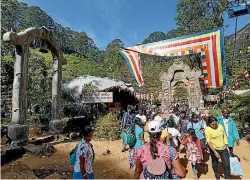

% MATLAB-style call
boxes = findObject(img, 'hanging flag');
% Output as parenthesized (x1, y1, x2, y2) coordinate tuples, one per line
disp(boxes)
(150, 93, 154, 101)
(235, 81, 240, 89)
(120, 49, 144, 86)
(244, 70, 250, 80)
(163, 90, 169, 99)
(121, 28, 226, 88)
(188, 81, 193, 87)
(158, 91, 163, 100)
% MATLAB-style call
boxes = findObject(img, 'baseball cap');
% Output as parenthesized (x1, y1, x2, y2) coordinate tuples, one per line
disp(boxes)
(148, 120, 162, 133)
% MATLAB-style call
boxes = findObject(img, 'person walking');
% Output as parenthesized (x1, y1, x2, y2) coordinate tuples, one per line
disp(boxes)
(205, 116, 231, 179)
(129, 117, 145, 170)
(217, 108, 240, 156)
(180, 128, 203, 180)
(73, 125, 95, 179)
(187, 114, 206, 156)
(133, 120, 186, 179)
(178, 111, 190, 141)
(121, 106, 136, 152)
(167, 119, 181, 150)
(136, 109, 147, 124)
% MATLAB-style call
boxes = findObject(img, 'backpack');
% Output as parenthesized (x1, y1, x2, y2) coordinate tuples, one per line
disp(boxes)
(69, 144, 78, 165)
(186, 138, 202, 164)
(125, 124, 136, 147)
(141, 145, 170, 179)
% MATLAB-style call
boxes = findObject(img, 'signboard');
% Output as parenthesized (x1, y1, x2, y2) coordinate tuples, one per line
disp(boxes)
(82, 92, 113, 103)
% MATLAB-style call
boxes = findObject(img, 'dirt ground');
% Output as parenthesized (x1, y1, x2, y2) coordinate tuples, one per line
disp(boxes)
(1, 139, 250, 179)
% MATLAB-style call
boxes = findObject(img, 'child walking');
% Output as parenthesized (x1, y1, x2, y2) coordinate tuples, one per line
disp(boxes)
(181, 128, 203, 180)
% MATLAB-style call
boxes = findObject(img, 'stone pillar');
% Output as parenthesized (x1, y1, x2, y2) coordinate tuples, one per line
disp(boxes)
(8, 45, 29, 146)
(49, 53, 63, 133)
(161, 80, 172, 111)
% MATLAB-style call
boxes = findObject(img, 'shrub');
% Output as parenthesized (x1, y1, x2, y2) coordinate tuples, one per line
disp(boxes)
(94, 112, 120, 140)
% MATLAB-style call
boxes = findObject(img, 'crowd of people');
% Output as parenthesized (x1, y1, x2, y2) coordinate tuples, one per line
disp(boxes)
(69, 105, 246, 179)
(120, 106, 242, 179)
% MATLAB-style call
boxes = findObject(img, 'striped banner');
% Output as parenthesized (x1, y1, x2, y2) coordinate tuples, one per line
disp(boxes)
(121, 28, 226, 88)
(120, 49, 144, 86)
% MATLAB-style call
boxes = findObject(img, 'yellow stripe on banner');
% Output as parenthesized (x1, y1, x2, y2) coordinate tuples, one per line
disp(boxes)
(201, 50, 206, 56)
(203, 69, 208, 73)
(124, 53, 141, 85)
(144, 30, 219, 49)
(185, 50, 190, 55)
(216, 31, 223, 86)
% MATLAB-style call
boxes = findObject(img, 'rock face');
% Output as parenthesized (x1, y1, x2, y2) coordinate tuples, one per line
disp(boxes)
(24, 143, 56, 157)
(160, 58, 203, 110)
(8, 124, 29, 146)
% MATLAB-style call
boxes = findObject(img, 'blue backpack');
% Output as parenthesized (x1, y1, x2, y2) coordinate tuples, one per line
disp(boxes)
(126, 124, 136, 147)
(69, 144, 78, 165)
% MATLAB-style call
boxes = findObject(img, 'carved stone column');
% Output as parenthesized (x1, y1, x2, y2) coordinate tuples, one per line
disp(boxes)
(8, 45, 29, 146)
(160, 80, 171, 111)
(3, 27, 67, 145)
(49, 53, 63, 133)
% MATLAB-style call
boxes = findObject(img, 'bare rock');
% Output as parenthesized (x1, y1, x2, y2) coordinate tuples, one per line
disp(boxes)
(24, 143, 56, 157)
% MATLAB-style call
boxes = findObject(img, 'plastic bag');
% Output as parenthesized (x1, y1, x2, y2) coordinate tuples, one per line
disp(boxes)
(230, 157, 244, 176)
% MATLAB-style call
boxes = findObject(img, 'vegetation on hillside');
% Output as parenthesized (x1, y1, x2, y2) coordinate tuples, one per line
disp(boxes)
(1, 0, 249, 110)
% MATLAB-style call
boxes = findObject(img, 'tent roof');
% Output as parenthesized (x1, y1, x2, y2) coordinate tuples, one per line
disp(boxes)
(233, 89, 250, 96)
(63, 75, 134, 97)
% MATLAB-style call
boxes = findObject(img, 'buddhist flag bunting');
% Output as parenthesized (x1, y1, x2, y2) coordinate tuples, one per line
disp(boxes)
(120, 49, 144, 86)
(244, 70, 249, 80)
(121, 28, 226, 88)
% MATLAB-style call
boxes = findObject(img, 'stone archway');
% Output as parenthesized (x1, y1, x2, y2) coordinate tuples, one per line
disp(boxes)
(3, 27, 67, 146)
(160, 58, 204, 110)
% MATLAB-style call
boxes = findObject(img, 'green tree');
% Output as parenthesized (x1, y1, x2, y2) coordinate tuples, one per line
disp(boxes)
(28, 52, 52, 116)
(175, 0, 226, 34)
(104, 39, 131, 81)
(142, 31, 166, 44)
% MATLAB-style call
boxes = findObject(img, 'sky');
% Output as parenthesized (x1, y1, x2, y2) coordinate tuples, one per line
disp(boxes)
(19, 0, 250, 50)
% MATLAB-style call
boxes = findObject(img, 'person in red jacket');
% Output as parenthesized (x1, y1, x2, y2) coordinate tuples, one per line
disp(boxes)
(180, 128, 203, 180)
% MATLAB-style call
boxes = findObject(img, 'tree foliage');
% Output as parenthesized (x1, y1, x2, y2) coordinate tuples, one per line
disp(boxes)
(1, 0, 249, 115)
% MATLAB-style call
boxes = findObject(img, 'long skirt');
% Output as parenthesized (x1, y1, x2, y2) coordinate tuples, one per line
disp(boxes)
(129, 148, 136, 170)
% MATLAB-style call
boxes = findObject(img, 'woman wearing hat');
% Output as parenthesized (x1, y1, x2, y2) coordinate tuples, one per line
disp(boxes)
(134, 120, 185, 179)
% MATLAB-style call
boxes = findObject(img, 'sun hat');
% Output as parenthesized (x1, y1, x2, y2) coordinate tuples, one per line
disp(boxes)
(148, 120, 162, 133)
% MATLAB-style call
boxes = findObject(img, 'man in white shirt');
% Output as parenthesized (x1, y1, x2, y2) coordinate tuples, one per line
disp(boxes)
(171, 108, 180, 128)
(152, 108, 161, 122)
(154, 114, 162, 122)
(136, 109, 147, 123)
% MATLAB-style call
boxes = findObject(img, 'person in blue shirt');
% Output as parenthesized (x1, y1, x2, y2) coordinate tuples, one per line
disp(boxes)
(128, 117, 144, 170)
(178, 111, 190, 140)
(121, 106, 136, 152)
(187, 113, 206, 156)
(216, 108, 240, 156)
